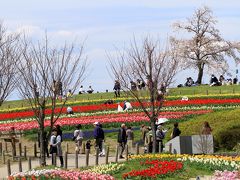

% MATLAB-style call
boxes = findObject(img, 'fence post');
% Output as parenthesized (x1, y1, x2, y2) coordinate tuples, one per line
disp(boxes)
(5, 141, 8, 153)
(19, 157, 22, 172)
(24, 146, 27, 159)
(7, 159, 11, 176)
(206, 90, 208, 95)
(125, 145, 128, 161)
(2, 150, 6, 164)
(19, 143, 22, 157)
(65, 143, 68, 154)
(12, 145, 15, 161)
(105, 146, 109, 164)
(34, 143, 37, 157)
(75, 151, 78, 168)
(28, 157, 32, 170)
(81, 142, 85, 154)
(233, 88, 235, 94)
(0, 142, 2, 155)
(95, 147, 99, 165)
(53, 153, 57, 166)
(64, 152, 68, 169)
(86, 149, 90, 167)
(219, 89, 221, 94)
(115, 145, 119, 163)
(136, 143, 139, 155)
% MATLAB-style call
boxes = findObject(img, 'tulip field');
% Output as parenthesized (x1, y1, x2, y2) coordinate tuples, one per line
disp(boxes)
(2, 90, 240, 179)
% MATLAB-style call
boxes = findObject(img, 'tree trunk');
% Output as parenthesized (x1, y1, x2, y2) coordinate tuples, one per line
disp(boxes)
(39, 107, 46, 166)
(150, 120, 156, 153)
(196, 66, 204, 84)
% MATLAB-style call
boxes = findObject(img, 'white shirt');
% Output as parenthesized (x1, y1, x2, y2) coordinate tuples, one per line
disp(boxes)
(124, 102, 132, 111)
(67, 106, 73, 113)
(74, 129, 83, 140)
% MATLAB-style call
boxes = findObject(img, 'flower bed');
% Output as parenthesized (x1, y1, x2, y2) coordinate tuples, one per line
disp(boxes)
(83, 163, 125, 175)
(8, 169, 115, 180)
(0, 110, 212, 131)
(122, 159, 183, 179)
(213, 170, 240, 180)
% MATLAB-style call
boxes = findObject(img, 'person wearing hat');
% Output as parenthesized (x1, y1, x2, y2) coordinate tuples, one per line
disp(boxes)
(156, 125, 165, 153)
(73, 124, 84, 154)
(144, 127, 153, 153)
(93, 122, 104, 156)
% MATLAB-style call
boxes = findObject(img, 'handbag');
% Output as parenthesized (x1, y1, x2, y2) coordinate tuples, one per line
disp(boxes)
(49, 145, 57, 154)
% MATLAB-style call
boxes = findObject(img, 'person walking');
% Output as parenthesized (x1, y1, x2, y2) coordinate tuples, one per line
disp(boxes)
(73, 124, 84, 154)
(171, 122, 181, 139)
(126, 126, 134, 154)
(113, 80, 121, 97)
(118, 124, 127, 159)
(99, 124, 105, 156)
(93, 122, 104, 156)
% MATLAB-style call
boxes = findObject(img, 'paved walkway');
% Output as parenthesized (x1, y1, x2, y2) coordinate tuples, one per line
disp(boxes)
(0, 154, 125, 179)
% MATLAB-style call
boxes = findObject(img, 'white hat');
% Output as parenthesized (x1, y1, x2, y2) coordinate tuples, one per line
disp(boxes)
(93, 122, 99, 125)
(156, 118, 169, 125)
(157, 125, 162, 129)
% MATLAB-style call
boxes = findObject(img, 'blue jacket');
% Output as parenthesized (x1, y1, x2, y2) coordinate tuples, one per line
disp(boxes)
(94, 126, 104, 139)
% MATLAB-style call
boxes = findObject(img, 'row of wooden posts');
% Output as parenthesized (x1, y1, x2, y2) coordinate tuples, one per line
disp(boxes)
(4, 143, 142, 177)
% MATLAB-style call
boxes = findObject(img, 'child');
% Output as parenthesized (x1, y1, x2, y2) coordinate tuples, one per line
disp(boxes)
(86, 140, 92, 152)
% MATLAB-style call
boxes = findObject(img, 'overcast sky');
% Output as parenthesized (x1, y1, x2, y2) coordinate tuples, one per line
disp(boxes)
(1, 0, 240, 99)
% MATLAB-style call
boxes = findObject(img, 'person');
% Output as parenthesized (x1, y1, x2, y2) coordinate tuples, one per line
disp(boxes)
(58, 81, 63, 96)
(56, 125, 63, 142)
(93, 122, 104, 156)
(137, 79, 142, 90)
(202, 121, 212, 135)
(233, 77, 238, 84)
(123, 101, 133, 111)
(126, 126, 134, 154)
(79, 85, 85, 94)
(210, 74, 219, 86)
(130, 81, 137, 91)
(67, 89, 73, 98)
(144, 127, 153, 153)
(113, 80, 121, 97)
(86, 140, 92, 152)
(219, 75, 225, 85)
(51, 128, 64, 167)
(156, 125, 165, 153)
(171, 122, 181, 139)
(118, 124, 127, 159)
(67, 106, 74, 114)
(87, 86, 94, 94)
(99, 124, 105, 156)
(49, 129, 58, 165)
(104, 99, 114, 104)
(33, 83, 39, 99)
(185, 77, 194, 87)
(73, 124, 83, 154)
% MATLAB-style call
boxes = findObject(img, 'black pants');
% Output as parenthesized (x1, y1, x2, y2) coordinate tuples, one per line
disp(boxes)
(95, 138, 103, 152)
(156, 140, 163, 153)
(114, 90, 120, 97)
(119, 142, 126, 157)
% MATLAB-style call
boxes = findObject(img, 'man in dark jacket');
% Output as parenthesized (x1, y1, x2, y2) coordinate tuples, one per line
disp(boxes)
(93, 122, 104, 155)
(118, 124, 127, 159)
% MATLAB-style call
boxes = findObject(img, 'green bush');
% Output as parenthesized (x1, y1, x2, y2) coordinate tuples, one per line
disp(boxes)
(218, 128, 240, 150)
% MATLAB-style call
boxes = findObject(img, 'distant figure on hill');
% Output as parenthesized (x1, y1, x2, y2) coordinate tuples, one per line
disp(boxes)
(171, 122, 181, 139)
(79, 85, 85, 94)
(113, 80, 121, 97)
(67, 106, 74, 114)
(219, 75, 225, 85)
(202, 121, 212, 135)
(130, 81, 137, 91)
(123, 101, 133, 111)
(87, 86, 94, 94)
(210, 74, 220, 86)
(67, 89, 73, 98)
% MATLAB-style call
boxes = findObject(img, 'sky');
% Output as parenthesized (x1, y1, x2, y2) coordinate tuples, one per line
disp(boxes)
(1, 0, 240, 100)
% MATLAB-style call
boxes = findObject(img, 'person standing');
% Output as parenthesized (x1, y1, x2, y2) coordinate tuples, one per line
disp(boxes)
(49, 129, 58, 165)
(73, 124, 84, 154)
(202, 121, 212, 135)
(113, 80, 121, 97)
(126, 126, 134, 154)
(51, 128, 64, 167)
(99, 124, 105, 157)
(93, 122, 104, 156)
(118, 124, 127, 159)
(156, 125, 165, 153)
(55, 125, 63, 142)
(171, 122, 181, 139)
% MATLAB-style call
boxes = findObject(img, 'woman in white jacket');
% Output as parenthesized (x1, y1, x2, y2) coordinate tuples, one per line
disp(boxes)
(51, 129, 64, 167)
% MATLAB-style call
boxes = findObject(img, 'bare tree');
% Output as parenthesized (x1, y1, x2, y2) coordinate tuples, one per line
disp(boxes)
(172, 6, 240, 84)
(108, 37, 180, 152)
(17, 35, 87, 165)
(0, 22, 21, 106)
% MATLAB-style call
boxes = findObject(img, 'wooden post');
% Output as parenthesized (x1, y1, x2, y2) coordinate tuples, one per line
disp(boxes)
(34, 143, 37, 157)
(125, 145, 128, 161)
(95, 147, 99, 165)
(53, 153, 57, 166)
(0, 142, 2, 155)
(219, 89, 221, 94)
(81, 142, 85, 154)
(86, 149, 90, 167)
(75, 151, 78, 168)
(19, 143, 22, 157)
(65, 143, 69, 154)
(136, 143, 139, 155)
(64, 152, 68, 169)
(2, 150, 6, 164)
(206, 90, 208, 95)
(12, 145, 15, 161)
(7, 159, 11, 176)
(19, 157, 22, 172)
(24, 146, 27, 159)
(5, 141, 8, 152)
(115, 145, 119, 163)
(233, 88, 235, 94)
(28, 157, 32, 170)
(105, 146, 109, 164)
